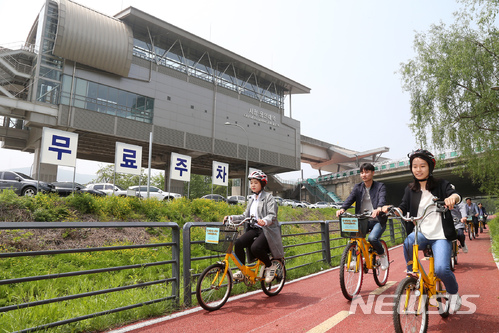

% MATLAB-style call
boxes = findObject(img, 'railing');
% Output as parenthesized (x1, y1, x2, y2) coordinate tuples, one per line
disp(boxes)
(182, 217, 405, 307)
(0, 222, 180, 333)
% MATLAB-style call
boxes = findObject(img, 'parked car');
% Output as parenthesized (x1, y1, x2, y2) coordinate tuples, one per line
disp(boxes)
(281, 199, 295, 207)
(86, 183, 127, 197)
(0, 171, 54, 196)
(127, 186, 182, 200)
(51, 182, 106, 197)
(310, 201, 332, 209)
(300, 201, 312, 208)
(274, 197, 284, 206)
(227, 195, 246, 204)
(201, 194, 238, 205)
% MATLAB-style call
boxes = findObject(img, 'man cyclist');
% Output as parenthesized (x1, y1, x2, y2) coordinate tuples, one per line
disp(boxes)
(464, 197, 479, 237)
(336, 163, 389, 270)
(477, 202, 488, 230)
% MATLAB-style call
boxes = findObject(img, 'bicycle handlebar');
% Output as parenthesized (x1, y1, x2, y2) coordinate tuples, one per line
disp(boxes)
(339, 210, 373, 219)
(385, 198, 447, 223)
(224, 215, 258, 227)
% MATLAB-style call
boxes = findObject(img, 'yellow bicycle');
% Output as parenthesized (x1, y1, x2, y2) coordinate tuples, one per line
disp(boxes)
(387, 200, 453, 333)
(196, 217, 286, 311)
(339, 211, 390, 301)
(466, 216, 476, 240)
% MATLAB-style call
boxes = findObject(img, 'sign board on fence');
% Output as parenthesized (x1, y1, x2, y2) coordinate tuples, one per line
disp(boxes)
(212, 161, 228, 186)
(170, 153, 191, 182)
(115, 142, 142, 175)
(205, 227, 220, 244)
(40, 127, 79, 167)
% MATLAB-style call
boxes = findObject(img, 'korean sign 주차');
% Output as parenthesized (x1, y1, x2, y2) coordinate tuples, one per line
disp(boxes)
(212, 161, 228, 186)
(170, 152, 191, 182)
(40, 127, 79, 167)
(115, 142, 142, 175)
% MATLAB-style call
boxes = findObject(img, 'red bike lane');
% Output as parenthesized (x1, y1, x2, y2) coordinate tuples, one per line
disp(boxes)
(108, 229, 499, 333)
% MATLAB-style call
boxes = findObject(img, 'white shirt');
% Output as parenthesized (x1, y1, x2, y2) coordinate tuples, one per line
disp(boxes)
(419, 189, 445, 239)
(250, 192, 262, 227)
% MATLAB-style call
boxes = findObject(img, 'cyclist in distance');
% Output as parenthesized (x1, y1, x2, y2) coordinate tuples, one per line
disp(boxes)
(477, 202, 488, 230)
(336, 162, 389, 270)
(464, 197, 480, 237)
(224, 170, 284, 283)
(451, 202, 468, 253)
(381, 149, 462, 313)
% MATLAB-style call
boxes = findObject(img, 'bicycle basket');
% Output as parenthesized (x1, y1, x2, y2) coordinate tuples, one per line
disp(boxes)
(340, 216, 369, 238)
(204, 227, 238, 253)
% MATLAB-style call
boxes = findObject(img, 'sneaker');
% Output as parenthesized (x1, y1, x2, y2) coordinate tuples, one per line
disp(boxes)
(379, 254, 389, 271)
(265, 263, 277, 283)
(233, 270, 244, 281)
(463, 244, 468, 253)
(448, 293, 462, 314)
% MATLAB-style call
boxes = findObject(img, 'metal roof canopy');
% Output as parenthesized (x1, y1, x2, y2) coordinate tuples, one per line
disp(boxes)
(300, 134, 389, 173)
(113, 7, 311, 96)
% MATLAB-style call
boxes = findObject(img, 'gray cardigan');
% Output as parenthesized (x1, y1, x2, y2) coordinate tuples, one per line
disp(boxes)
(230, 190, 285, 259)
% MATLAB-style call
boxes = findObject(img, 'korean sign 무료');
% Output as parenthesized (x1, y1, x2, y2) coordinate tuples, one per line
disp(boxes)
(170, 152, 191, 182)
(115, 142, 142, 175)
(40, 127, 79, 167)
(212, 161, 229, 186)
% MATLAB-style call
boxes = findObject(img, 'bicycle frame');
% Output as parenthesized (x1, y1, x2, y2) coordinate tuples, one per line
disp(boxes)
(347, 237, 376, 271)
(215, 252, 266, 285)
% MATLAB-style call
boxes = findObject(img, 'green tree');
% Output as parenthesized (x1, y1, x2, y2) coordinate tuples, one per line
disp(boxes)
(183, 174, 233, 199)
(92, 164, 148, 189)
(400, 0, 499, 194)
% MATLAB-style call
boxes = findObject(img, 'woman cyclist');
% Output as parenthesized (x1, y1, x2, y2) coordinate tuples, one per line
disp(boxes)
(382, 149, 462, 313)
(224, 170, 284, 283)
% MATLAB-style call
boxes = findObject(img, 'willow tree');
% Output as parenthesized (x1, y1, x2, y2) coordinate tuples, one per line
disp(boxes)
(400, 0, 499, 194)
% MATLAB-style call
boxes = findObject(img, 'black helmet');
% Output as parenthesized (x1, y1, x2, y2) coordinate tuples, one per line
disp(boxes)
(408, 149, 436, 177)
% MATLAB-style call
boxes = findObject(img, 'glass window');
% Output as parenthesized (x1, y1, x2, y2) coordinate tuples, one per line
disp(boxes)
(3, 172, 17, 180)
(94, 185, 103, 190)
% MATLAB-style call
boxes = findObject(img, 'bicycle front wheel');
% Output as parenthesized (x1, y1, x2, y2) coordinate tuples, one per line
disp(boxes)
(468, 226, 473, 241)
(373, 240, 389, 287)
(339, 242, 364, 301)
(196, 263, 232, 311)
(261, 259, 286, 296)
(393, 276, 429, 333)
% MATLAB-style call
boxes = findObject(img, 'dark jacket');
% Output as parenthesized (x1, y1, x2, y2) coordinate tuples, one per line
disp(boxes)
(398, 179, 459, 240)
(341, 181, 388, 226)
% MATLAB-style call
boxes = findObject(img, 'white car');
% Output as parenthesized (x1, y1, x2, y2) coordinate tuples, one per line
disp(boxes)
(227, 195, 246, 204)
(86, 183, 127, 197)
(127, 186, 182, 200)
(310, 201, 332, 209)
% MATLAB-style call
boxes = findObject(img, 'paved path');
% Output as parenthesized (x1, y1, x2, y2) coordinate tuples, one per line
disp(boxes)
(108, 229, 499, 333)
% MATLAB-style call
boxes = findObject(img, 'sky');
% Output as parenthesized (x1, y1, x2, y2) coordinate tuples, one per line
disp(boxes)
(0, 0, 464, 181)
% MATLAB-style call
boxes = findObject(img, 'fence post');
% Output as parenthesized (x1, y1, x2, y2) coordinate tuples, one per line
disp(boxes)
(389, 218, 395, 243)
(182, 223, 193, 307)
(172, 224, 181, 306)
(321, 221, 331, 264)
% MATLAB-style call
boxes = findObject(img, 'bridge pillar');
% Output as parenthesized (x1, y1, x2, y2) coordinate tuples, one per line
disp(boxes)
(32, 146, 58, 182)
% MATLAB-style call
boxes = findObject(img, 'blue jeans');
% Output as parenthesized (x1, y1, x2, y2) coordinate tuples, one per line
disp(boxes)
(367, 220, 386, 256)
(403, 232, 458, 294)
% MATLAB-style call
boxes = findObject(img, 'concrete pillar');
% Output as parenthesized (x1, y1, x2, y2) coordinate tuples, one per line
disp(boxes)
(32, 146, 58, 182)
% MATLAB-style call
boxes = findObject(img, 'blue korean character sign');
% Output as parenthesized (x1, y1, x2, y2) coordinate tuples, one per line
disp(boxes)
(212, 161, 229, 186)
(40, 127, 79, 167)
(115, 142, 142, 175)
(170, 153, 191, 182)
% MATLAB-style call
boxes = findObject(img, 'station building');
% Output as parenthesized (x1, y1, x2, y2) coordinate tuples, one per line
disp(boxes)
(0, 0, 310, 195)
